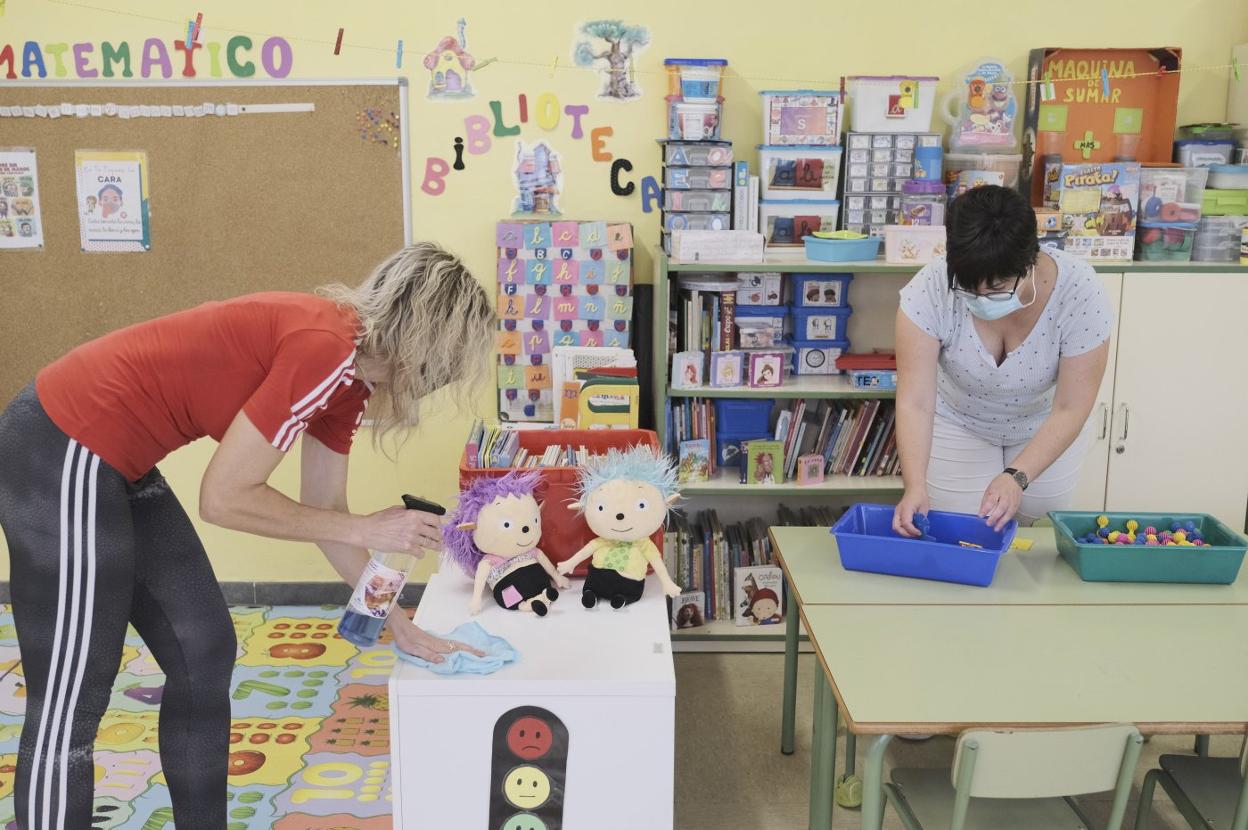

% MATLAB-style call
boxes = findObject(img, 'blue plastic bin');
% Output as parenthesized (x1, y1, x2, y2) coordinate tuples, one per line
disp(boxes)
(716, 430, 769, 469)
(830, 503, 1017, 587)
(792, 273, 853, 307)
(802, 235, 882, 262)
(713, 398, 774, 435)
(792, 306, 852, 341)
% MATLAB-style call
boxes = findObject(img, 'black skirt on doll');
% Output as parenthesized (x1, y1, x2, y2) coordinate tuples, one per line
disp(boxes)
(491, 562, 558, 610)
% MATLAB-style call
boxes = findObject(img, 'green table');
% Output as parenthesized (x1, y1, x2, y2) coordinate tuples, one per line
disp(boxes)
(770, 526, 1248, 830)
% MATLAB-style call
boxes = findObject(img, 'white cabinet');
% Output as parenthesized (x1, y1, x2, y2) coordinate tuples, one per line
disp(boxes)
(1102, 272, 1248, 531)
(1070, 273, 1123, 511)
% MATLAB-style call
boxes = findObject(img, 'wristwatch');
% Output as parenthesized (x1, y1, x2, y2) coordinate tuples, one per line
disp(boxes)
(1003, 467, 1030, 491)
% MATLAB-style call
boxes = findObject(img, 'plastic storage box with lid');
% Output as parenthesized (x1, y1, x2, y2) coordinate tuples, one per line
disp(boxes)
(1193, 215, 1248, 261)
(942, 152, 1023, 189)
(736, 272, 784, 306)
(758, 145, 843, 198)
(899, 179, 946, 225)
(1048, 511, 1248, 584)
(665, 166, 731, 190)
(664, 58, 727, 102)
(802, 233, 882, 262)
(666, 97, 721, 141)
(714, 397, 774, 435)
(1207, 164, 1248, 189)
(661, 140, 733, 167)
(793, 273, 853, 307)
(1135, 223, 1196, 262)
(1203, 189, 1248, 215)
(662, 211, 730, 232)
(842, 131, 942, 234)
(791, 306, 852, 341)
(849, 369, 897, 389)
(760, 199, 840, 249)
(390, 570, 675, 830)
(663, 189, 733, 212)
(1139, 166, 1208, 224)
(846, 75, 940, 133)
(884, 224, 946, 264)
(792, 338, 850, 375)
(760, 90, 843, 146)
(1173, 139, 1235, 168)
(831, 503, 1017, 587)
(735, 305, 788, 349)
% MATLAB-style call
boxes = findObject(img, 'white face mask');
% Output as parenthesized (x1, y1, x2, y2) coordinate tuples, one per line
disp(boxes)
(963, 269, 1036, 321)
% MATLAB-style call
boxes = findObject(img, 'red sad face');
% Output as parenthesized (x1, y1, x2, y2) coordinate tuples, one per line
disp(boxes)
(506, 716, 553, 760)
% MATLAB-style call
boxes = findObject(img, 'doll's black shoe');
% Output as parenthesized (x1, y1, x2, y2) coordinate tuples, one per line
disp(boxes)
(532, 600, 548, 617)
(610, 594, 628, 610)
(545, 587, 559, 602)
(581, 590, 598, 609)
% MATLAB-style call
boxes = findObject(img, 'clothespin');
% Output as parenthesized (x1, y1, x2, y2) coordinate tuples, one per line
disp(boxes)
(334, 27, 344, 55)
(395, 39, 403, 69)
(475, 57, 497, 71)
(193, 12, 202, 41)
(1101, 67, 1110, 98)
(1234, 55, 1241, 83)
(1157, 64, 1166, 79)
(185, 21, 195, 50)
(550, 55, 559, 78)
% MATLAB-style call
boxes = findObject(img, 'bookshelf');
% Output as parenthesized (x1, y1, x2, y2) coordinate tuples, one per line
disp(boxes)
(669, 374, 896, 400)
(680, 471, 904, 497)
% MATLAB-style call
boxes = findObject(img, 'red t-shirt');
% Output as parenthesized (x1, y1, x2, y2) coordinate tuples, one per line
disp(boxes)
(36, 292, 370, 481)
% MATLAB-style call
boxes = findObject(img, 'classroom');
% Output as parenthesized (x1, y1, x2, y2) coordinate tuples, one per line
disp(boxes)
(0, 0, 1247, 828)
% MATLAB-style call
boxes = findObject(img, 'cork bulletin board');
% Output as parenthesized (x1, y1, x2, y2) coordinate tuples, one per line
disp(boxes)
(0, 79, 410, 402)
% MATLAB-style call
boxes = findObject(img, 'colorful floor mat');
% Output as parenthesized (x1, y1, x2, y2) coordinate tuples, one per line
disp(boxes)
(0, 604, 397, 829)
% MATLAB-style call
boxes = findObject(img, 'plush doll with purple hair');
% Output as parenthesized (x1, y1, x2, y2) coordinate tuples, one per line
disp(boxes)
(443, 471, 570, 617)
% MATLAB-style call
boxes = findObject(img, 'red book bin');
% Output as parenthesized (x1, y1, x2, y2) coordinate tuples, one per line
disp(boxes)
(459, 429, 664, 574)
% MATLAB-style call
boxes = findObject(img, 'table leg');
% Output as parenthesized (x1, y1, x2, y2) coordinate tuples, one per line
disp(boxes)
(782, 580, 799, 756)
(861, 735, 892, 830)
(809, 670, 838, 829)
(837, 731, 863, 809)
(1231, 761, 1248, 830)
(1194, 734, 1211, 757)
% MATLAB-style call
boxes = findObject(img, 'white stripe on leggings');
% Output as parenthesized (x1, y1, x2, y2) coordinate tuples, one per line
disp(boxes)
(55, 452, 98, 830)
(41, 444, 89, 829)
(26, 439, 77, 830)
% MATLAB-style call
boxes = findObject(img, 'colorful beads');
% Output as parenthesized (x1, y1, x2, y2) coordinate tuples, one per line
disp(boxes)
(1079, 517, 1214, 550)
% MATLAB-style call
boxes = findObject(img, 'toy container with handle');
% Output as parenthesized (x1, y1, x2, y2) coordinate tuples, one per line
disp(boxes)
(941, 58, 1019, 153)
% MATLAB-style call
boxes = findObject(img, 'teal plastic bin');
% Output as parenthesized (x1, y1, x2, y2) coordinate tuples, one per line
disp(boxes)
(1048, 511, 1248, 584)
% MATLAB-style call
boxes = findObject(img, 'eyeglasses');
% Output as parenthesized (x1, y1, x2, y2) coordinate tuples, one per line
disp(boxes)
(952, 269, 1029, 301)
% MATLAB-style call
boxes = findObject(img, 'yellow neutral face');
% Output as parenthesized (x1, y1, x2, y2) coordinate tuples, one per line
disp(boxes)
(584, 480, 667, 543)
(472, 494, 542, 558)
(503, 765, 551, 810)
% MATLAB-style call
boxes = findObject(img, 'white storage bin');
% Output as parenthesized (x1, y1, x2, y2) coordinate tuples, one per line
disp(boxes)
(662, 141, 733, 167)
(664, 166, 732, 190)
(884, 224, 947, 264)
(759, 199, 841, 248)
(760, 90, 843, 146)
(848, 75, 939, 133)
(1207, 164, 1248, 190)
(758, 145, 843, 199)
(662, 211, 731, 232)
(664, 189, 733, 212)
(943, 152, 1023, 189)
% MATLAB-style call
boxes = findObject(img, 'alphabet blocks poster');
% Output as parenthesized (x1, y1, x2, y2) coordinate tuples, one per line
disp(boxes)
(496, 220, 633, 422)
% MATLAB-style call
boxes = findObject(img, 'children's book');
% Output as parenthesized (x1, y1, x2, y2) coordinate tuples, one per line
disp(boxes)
(734, 565, 784, 626)
(744, 439, 784, 485)
(671, 590, 707, 630)
(678, 439, 711, 484)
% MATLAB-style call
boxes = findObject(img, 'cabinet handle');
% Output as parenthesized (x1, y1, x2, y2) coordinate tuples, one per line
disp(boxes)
(1098, 403, 1109, 440)
(1120, 404, 1130, 441)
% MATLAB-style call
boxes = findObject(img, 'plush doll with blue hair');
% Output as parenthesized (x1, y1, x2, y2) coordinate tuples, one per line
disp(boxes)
(557, 446, 683, 609)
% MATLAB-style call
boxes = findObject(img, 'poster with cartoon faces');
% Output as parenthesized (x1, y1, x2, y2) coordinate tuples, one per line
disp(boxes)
(0, 150, 44, 249)
(74, 150, 151, 252)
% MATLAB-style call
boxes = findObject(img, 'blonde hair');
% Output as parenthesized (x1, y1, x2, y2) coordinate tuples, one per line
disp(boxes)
(319, 242, 495, 448)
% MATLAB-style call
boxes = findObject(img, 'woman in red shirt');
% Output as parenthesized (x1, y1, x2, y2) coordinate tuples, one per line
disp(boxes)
(0, 242, 494, 830)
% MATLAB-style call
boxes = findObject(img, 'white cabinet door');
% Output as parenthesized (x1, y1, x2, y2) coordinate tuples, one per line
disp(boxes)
(1069, 272, 1123, 512)
(1106, 272, 1248, 531)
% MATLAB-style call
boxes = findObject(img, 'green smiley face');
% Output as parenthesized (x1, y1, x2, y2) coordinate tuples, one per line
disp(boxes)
(500, 814, 547, 830)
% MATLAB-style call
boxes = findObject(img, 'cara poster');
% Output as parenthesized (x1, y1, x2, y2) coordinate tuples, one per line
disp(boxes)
(75, 150, 151, 252)
(0, 148, 45, 250)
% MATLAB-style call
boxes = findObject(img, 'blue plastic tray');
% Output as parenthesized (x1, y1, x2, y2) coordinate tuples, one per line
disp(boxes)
(803, 235, 881, 262)
(830, 503, 1017, 587)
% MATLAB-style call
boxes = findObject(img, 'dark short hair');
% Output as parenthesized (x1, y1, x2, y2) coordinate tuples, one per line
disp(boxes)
(945, 185, 1039, 293)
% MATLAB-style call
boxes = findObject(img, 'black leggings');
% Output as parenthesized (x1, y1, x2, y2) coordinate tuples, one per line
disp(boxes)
(0, 384, 235, 830)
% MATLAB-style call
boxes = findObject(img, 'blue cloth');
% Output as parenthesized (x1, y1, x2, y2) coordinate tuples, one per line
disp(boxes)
(393, 621, 519, 675)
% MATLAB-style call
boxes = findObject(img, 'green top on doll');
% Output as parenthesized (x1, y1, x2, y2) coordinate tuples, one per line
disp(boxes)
(557, 445, 683, 600)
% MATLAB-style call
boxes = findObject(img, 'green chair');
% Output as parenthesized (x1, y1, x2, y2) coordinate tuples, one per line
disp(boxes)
(883, 724, 1144, 830)
(1134, 738, 1248, 830)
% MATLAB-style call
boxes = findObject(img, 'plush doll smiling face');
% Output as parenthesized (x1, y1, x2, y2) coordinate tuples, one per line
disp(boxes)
(469, 494, 542, 560)
(583, 479, 669, 543)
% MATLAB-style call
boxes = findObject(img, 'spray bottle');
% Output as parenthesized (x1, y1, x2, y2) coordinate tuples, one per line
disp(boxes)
(338, 494, 445, 647)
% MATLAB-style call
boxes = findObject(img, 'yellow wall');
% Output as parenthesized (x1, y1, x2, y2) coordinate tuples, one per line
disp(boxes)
(2, 0, 1245, 583)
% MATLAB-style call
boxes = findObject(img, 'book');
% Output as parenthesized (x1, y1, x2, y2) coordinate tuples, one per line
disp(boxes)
(744, 439, 784, 485)
(734, 565, 784, 626)
(671, 590, 707, 630)
(748, 176, 760, 232)
(733, 160, 750, 230)
(678, 439, 711, 484)
(719, 291, 736, 351)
